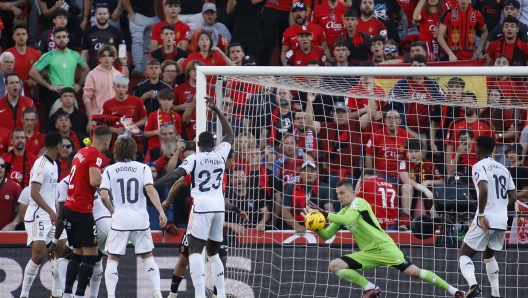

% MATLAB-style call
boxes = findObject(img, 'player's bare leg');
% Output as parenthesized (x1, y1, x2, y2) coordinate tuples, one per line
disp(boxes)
(206, 240, 226, 298)
(20, 240, 47, 298)
(328, 258, 380, 298)
(402, 264, 466, 297)
(168, 255, 189, 297)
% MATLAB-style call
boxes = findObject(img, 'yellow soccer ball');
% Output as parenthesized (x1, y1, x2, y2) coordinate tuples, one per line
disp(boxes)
(305, 211, 326, 232)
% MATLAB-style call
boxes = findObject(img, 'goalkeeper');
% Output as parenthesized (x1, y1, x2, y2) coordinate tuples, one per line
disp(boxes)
(306, 179, 466, 298)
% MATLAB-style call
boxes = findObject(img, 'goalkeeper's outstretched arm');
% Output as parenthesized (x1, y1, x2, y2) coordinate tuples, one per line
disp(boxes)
(317, 208, 360, 240)
(317, 222, 341, 240)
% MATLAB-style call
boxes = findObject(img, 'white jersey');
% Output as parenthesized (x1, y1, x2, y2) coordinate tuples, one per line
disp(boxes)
(472, 157, 516, 230)
(101, 161, 153, 231)
(18, 186, 31, 206)
(59, 175, 111, 221)
(179, 142, 231, 212)
(24, 155, 59, 222)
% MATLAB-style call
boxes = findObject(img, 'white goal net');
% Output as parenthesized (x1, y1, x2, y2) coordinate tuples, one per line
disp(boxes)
(196, 66, 528, 298)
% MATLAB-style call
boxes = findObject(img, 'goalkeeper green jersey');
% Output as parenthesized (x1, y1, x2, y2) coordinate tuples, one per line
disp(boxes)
(317, 197, 398, 251)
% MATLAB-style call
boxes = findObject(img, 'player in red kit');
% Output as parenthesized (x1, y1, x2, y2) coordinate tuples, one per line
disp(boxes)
(284, 26, 327, 66)
(61, 126, 112, 298)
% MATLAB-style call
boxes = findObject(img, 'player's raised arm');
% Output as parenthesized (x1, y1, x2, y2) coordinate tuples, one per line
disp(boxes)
(154, 167, 188, 186)
(206, 96, 234, 144)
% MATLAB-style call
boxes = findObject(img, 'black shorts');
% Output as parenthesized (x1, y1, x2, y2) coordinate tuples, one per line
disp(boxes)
(180, 228, 228, 258)
(63, 206, 98, 248)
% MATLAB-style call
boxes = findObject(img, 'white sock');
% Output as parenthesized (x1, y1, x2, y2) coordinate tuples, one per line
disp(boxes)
(143, 256, 162, 297)
(21, 259, 40, 296)
(447, 286, 458, 295)
(62, 293, 73, 298)
(208, 254, 226, 298)
(364, 282, 376, 290)
(89, 261, 104, 298)
(52, 259, 62, 297)
(58, 258, 69, 292)
(459, 255, 478, 286)
(485, 257, 500, 297)
(105, 259, 119, 298)
(189, 253, 206, 298)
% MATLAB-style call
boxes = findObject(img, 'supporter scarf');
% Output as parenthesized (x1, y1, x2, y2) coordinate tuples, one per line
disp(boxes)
(292, 181, 319, 221)
(293, 127, 315, 152)
(448, 5, 478, 51)
(47, 27, 57, 52)
(157, 109, 176, 129)
(342, 31, 370, 65)
(69, 130, 81, 149)
(495, 38, 527, 66)
(5, 149, 29, 188)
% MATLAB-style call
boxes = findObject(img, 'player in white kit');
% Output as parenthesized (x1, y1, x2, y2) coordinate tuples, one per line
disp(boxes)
(155, 96, 234, 298)
(20, 132, 65, 298)
(100, 136, 167, 298)
(460, 136, 517, 298)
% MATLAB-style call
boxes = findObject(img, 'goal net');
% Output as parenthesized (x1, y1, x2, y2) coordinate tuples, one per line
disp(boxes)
(195, 66, 528, 298)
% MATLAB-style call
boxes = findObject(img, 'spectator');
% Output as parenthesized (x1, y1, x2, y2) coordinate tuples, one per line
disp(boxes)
(150, 0, 190, 53)
(30, 27, 89, 111)
(55, 114, 83, 148)
(0, 0, 26, 50)
(446, 129, 476, 180)
(232, 131, 257, 173)
(5, 24, 40, 96)
(437, 0, 488, 61)
(293, 111, 318, 161)
(346, 67, 386, 121)
(151, 124, 183, 169)
(228, 43, 245, 66)
(260, 0, 293, 66)
(486, 16, 528, 66)
(21, 108, 45, 156)
(225, 167, 270, 231)
(413, 0, 443, 62)
(312, 0, 349, 52)
(387, 54, 444, 147)
(173, 60, 203, 113)
(181, 31, 234, 70)
(355, 168, 399, 230)
(282, 160, 334, 233)
(124, 0, 161, 75)
(0, 52, 23, 97)
(246, 147, 272, 198)
(207, 94, 245, 138)
(409, 41, 428, 59)
(86, 0, 121, 28)
(38, 9, 76, 54)
(331, 40, 353, 67)
(486, 55, 517, 103)
(244, 87, 278, 143)
(506, 144, 528, 201)
(0, 73, 38, 132)
(179, 0, 206, 31)
(399, 138, 443, 219)
(2, 129, 38, 188)
(48, 87, 88, 136)
(281, 2, 331, 66)
(150, 24, 188, 66)
(264, 89, 296, 147)
(57, 136, 75, 180)
(284, 27, 327, 66)
(188, 3, 231, 54)
(480, 86, 516, 165)
(0, 126, 10, 156)
(365, 109, 413, 184)
(276, 133, 309, 186)
(133, 59, 173, 115)
(472, 0, 502, 35)
(160, 60, 180, 88)
(357, 0, 388, 37)
(382, 39, 405, 63)
(102, 75, 148, 158)
(352, 0, 408, 42)
(226, 0, 265, 64)
(81, 4, 124, 70)
(144, 88, 183, 159)
(0, 156, 22, 231)
(83, 45, 123, 130)
(338, 9, 372, 65)
(445, 92, 495, 176)
(487, 0, 527, 44)
(305, 98, 362, 189)
(370, 34, 388, 64)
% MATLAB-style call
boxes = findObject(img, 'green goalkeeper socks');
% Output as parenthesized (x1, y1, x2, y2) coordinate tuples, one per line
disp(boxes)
(335, 269, 370, 288)
(419, 269, 450, 291)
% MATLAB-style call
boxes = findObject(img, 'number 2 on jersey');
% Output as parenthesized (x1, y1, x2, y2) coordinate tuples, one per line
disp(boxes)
(493, 174, 507, 200)
(198, 169, 223, 192)
(68, 165, 76, 189)
(117, 178, 139, 204)
(378, 187, 396, 208)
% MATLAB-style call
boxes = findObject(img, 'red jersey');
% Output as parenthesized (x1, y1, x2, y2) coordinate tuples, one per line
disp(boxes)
(265, 0, 293, 11)
(480, 108, 515, 144)
(0, 178, 22, 228)
(346, 84, 386, 112)
(398, 158, 442, 183)
(311, 2, 348, 51)
(365, 127, 413, 178)
(102, 95, 147, 152)
(278, 157, 303, 185)
(282, 23, 326, 49)
(66, 146, 105, 213)
(417, 10, 440, 42)
(356, 17, 388, 37)
(4, 47, 40, 95)
(356, 176, 399, 229)
(486, 76, 516, 102)
(181, 52, 227, 70)
(226, 79, 262, 118)
(397, 0, 419, 28)
(486, 38, 528, 66)
(0, 127, 10, 155)
(440, 9, 486, 60)
(173, 81, 196, 106)
(25, 132, 45, 156)
(151, 20, 190, 47)
(445, 118, 495, 150)
(318, 120, 362, 174)
(0, 95, 38, 131)
(144, 109, 182, 151)
(284, 45, 326, 66)
(2, 151, 38, 188)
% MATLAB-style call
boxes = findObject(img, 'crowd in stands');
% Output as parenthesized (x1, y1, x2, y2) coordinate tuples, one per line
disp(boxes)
(0, 0, 528, 236)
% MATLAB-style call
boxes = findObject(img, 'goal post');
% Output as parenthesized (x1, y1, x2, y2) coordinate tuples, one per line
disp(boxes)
(194, 65, 528, 297)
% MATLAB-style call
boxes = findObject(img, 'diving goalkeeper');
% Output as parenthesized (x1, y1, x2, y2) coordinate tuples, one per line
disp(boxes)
(306, 179, 466, 298)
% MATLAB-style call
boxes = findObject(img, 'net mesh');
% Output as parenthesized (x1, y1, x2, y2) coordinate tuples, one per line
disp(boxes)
(200, 72, 528, 298)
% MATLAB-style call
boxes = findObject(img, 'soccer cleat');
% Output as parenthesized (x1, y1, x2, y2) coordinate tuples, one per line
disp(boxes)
(455, 290, 466, 298)
(166, 293, 178, 298)
(362, 286, 381, 298)
(465, 285, 482, 298)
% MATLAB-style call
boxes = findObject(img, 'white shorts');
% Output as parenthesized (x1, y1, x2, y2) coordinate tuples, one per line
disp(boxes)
(96, 217, 112, 254)
(24, 219, 67, 246)
(188, 208, 225, 242)
(464, 222, 506, 251)
(105, 228, 154, 256)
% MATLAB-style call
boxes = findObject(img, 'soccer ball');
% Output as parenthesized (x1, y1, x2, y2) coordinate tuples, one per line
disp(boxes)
(305, 211, 326, 232)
